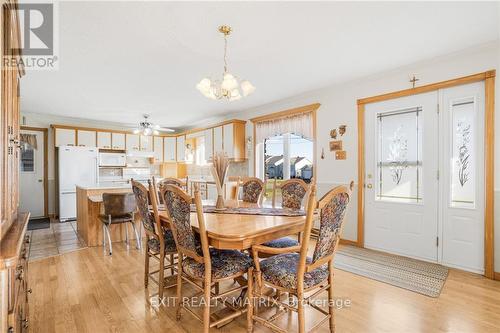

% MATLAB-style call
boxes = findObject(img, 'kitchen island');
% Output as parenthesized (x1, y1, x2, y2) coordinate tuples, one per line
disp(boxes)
(76, 183, 141, 247)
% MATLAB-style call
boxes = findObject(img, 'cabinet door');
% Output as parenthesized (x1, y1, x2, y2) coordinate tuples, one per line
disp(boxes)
(176, 136, 186, 161)
(153, 136, 163, 162)
(77, 130, 96, 147)
(55, 128, 76, 147)
(97, 132, 111, 149)
(111, 133, 125, 150)
(204, 129, 213, 161)
(223, 124, 234, 158)
(126, 134, 140, 151)
(213, 126, 223, 154)
(163, 137, 176, 162)
(140, 135, 153, 152)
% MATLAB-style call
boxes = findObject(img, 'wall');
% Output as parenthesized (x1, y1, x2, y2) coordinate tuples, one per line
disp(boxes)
(20, 112, 132, 215)
(228, 42, 500, 269)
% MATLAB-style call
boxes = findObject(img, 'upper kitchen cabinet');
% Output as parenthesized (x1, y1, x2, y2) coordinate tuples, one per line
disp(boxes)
(54, 128, 76, 147)
(140, 135, 153, 152)
(164, 137, 176, 162)
(97, 131, 112, 149)
(152, 136, 163, 163)
(204, 129, 213, 161)
(77, 130, 96, 147)
(176, 135, 186, 161)
(213, 126, 223, 155)
(126, 134, 140, 151)
(223, 121, 245, 160)
(111, 132, 126, 150)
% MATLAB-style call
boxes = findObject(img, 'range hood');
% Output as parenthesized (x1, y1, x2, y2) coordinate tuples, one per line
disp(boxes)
(126, 150, 154, 158)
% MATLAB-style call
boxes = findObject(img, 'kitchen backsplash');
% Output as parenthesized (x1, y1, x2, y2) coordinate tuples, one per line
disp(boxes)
(187, 161, 249, 178)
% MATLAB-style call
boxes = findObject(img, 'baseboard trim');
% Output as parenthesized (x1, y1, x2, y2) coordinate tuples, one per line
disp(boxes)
(494, 272, 500, 281)
(339, 239, 359, 246)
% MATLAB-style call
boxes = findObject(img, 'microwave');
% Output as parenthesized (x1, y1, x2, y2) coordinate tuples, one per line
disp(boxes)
(99, 152, 126, 167)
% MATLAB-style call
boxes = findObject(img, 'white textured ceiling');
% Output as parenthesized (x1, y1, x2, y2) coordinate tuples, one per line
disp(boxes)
(21, 1, 499, 131)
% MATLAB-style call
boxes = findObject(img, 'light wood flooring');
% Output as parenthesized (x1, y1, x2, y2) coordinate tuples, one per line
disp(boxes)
(28, 242, 500, 333)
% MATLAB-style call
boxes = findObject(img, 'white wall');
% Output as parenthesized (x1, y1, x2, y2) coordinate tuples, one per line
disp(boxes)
(20, 112, 131, 214)
(228, 42, 500, 269)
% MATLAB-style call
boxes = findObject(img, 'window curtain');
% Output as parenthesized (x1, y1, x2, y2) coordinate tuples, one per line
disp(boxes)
(20, 133, 37, 149)
(255, 112, 313, 144)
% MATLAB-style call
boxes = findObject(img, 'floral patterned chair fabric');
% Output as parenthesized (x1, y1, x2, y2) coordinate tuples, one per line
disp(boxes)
(281, 181, 307, 210)
(262, 237, 299, 248)
(132, 182, 156, 233)
(242, 179, 264, 203)
(182, 248, 253, 280)
(163, 189, 201, 254)
(147, 230, 177, 253)
(259, 253, 328, 289)
(312, 192, 350, 263)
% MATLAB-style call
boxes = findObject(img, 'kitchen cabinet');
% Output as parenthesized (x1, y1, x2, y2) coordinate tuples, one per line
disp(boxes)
(222, 121, 246, 160)
(126, 134, 140, 151)
(77, 130, 96, 147)
(97, 132, 112, 149)
(223, 124, 234, 158)
(164, 137, 176, 162)
(55, 128, 76, 147)
(176, 135, 186, 161)
(140, 135, 153, 152)
(153, 136, 163, 163)
(111, 133, 126, 150)
(213, 126, 223, 155)
(204, 129, 213, 161)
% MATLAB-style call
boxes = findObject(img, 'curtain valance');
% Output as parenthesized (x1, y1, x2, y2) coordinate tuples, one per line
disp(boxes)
(20, 133, 37, 149)
(255, 111, 313, 144)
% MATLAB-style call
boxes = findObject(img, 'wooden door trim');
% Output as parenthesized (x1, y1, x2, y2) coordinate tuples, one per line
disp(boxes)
(20, 126, 48, 218)
(357, 70, 496, 278)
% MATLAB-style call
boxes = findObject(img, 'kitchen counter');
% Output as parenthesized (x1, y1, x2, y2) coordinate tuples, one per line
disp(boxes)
(76, 182, 131, 190)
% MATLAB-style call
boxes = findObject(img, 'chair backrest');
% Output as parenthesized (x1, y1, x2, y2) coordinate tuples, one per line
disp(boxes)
(311, 181, 353, 264)
(102, 192, 136, 216)
(162, 184, 208, 262)
(280, 179, 309, 209)
(159, 177, 184, 189)
(240, 177, 264, 203)
(131, 180, 158, 237)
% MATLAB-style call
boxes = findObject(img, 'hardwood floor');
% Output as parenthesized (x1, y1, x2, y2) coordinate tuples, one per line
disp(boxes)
(28, 243, 500, 332)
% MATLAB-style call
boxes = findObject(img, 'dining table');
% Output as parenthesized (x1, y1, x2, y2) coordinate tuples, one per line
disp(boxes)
(156, 199, 307, 250)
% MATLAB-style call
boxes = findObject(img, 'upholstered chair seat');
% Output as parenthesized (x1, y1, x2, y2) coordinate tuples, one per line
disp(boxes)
(262, 237, 299, 248)
(147, 230, 177, 253)
(98, 213, 133, 224)
(182, 248, 253, 280)
(259, 253, 328, 290)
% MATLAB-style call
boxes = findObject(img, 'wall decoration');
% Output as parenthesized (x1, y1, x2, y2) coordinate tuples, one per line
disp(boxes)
(321, 148, 325, 159)
(339, 125, 347, 136)
(335, 150, 346, 160)
(330, 129, 337, 139)
(329, 140, 342, 151)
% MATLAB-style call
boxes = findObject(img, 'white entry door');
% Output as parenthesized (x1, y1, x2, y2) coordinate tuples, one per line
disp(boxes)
(19, 129, 45, 218)
(364, 92, 439, 262)
(440, 82, 485, 273)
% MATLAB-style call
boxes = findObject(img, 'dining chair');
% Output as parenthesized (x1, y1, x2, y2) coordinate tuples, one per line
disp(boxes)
(161, 184, 253, 333)
(155, 176, 188, 204)
(131, 180, 177, 299)
(99, 192, 140, 255)
(247, 181, 354, 333)
(235, 177, 265, 203)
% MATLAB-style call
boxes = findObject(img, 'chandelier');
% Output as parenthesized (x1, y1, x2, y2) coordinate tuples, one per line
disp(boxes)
(196, 25, 255, 101)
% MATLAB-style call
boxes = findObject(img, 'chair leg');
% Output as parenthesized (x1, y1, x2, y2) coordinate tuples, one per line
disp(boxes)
(158, 250, 165, 300)
(125, 223, 129, 246)
(202, 277, 211, 333)
(104, 224, 112, 255)
(130, 221, 141, 250)
(144, 246, 149, 287)
(170, 254, 174, 275)
(246, 268, 254, 333)
(176, 254, 183, 320)
(102, 224, 106, 254)
(328, 263, 335, 333)
(297, 289, 305, 333)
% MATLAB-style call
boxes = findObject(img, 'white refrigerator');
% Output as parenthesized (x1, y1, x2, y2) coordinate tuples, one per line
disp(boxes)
(58, 146, 99, 221)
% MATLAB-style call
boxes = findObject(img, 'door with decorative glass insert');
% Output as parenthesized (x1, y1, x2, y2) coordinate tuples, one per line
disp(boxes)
(440, 82, 484, 273)
(364, 92, 439, 262)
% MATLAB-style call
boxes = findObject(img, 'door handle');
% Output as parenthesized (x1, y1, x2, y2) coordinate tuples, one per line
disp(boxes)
(38, 179, 43, 183)
(366, 183, 373, 189)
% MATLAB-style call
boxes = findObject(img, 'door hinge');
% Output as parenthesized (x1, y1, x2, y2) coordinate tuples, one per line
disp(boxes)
(437, 103, 440, 114)
(436, 237, 439, 247)
(437, 170, 439, 180)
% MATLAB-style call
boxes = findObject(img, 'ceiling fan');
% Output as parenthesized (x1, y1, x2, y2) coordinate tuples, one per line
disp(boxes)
(131, 114, 175, 135)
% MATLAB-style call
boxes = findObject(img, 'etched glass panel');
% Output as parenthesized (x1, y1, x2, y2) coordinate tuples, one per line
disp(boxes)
(20, 144, 35, 172)
(450, 98, 475, 208)
(377, 107, 422, 203)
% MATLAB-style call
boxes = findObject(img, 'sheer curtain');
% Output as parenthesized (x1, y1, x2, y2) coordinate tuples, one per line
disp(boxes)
(255, 112, 313, 144)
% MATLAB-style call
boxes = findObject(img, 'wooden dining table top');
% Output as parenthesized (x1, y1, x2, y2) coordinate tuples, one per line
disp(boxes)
(156, 199, 306, 250)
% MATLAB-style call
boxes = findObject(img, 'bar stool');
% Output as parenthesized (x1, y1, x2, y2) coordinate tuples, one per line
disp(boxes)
(99, 192, 141, 255)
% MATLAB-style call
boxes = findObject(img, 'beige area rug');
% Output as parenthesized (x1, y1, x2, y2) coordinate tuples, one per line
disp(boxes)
(334, 245, 448, 297)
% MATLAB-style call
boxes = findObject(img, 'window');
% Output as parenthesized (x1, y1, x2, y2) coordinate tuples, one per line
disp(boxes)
(20, 144, 35, 172)
(195, 136, 207, 166)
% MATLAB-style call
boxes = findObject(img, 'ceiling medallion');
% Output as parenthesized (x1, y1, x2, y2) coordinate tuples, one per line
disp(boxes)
(196, 25, 255, 101)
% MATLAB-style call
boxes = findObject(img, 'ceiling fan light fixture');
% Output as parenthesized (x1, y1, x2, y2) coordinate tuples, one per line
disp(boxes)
(241, 80, 256, 96)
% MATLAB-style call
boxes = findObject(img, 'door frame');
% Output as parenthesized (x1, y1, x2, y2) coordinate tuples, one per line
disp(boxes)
(20, 126, 48, 218)
(357, 70, 496, 278)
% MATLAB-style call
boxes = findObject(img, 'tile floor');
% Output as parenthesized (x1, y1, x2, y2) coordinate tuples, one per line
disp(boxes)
(27, 220, 87, 261)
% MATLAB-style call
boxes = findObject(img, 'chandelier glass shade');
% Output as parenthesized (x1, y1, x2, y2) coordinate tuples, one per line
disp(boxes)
(197, 25, 255, 101)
